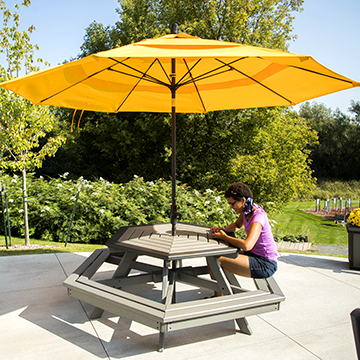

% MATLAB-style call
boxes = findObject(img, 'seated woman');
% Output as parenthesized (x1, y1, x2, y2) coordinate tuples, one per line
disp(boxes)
(210, 182, 278, 296)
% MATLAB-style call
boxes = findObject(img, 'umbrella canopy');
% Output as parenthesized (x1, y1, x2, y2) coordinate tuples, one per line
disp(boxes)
(1, 32, 359, 112)
(1, 30, 359, 234)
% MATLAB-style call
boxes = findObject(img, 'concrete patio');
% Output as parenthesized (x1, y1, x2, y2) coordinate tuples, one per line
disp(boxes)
(0, 251, 359, 359)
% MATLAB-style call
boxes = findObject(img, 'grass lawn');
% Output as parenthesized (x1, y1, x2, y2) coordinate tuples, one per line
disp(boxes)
(271, 201, 348, 245)
(0, 236, 106, 256)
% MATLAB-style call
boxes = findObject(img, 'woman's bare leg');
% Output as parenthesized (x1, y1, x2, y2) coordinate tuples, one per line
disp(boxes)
(218, 254, 251, 278)
(207, 254, 251, 296)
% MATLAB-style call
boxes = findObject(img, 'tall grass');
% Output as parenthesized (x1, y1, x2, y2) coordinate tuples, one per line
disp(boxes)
(312, 180, 360, 200)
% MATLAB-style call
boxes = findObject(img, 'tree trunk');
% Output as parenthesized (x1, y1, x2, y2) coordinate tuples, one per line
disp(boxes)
(22, 168, 30, 246)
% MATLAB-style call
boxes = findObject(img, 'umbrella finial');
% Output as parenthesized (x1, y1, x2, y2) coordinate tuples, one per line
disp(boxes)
(170, 23, 178, 34)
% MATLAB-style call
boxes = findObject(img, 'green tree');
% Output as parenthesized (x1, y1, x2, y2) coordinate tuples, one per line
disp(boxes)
(79, 21, 122, 58)
(349, 100, 360, 124)
(299, 101, 360, 180)
(50, 109, 172, 183)
(116, 0, 303, 49)
(0, 1, 65, 245)
(78, 0, 304, 54)
(229, 107, 317, 204)
(46, 0, 313, 205)
(114, 0, 163, 44)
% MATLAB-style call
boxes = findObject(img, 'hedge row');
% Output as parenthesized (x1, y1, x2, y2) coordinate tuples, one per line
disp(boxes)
(0, 173, 240, 244)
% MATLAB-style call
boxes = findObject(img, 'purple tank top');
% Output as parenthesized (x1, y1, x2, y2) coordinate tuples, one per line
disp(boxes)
(242, 206, 278, 262)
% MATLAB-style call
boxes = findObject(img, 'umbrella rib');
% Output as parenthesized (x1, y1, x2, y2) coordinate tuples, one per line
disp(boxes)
(109, 68, 170, 87)
(154, 58, 172, 85)
(109, 57, 171, 87)
(178, 58, 247, 87)
(176, 58, 202, 85)
(180, 68, 233, 87)
(39, 65, 120, 104)
(116, 60, 165, 111)
(215, 58, 293, 105)
(182, 59, 206, 112)
(289, 65, 356, 84)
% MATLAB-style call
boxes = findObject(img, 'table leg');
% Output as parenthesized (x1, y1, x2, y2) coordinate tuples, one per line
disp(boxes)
(159, 260, 178, 350)
(89, 306, 106, 320)
(224, 269, 241, 289)
(162, 260, 170, 303)
(235, 317, 253, 335)
(113, 251, 138, 278)
(207, 256, 253, 335)
(90, 251, 138, 319)
(172, 260, 178, 303)
(158, 331, 165, 352)
(206, 256, 233, 295)
(164, 269, 176, 306)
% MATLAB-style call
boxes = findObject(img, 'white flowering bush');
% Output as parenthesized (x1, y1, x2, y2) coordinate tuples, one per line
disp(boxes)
(0, 173, 238, 245)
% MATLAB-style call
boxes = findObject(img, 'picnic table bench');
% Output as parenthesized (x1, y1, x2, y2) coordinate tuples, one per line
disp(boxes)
(63, 222, 285, 351)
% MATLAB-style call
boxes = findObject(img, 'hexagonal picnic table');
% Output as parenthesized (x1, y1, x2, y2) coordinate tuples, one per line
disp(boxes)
(63, 222, 285, 351)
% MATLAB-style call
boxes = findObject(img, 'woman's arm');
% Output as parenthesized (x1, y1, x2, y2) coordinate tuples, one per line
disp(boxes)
(212, 222, 262, 251)
(210, 215, 244, 234)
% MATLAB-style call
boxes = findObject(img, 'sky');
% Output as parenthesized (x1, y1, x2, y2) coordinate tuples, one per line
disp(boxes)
(2, 0, 360, 115)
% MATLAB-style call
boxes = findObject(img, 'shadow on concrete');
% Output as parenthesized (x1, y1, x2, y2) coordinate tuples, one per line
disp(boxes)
(278, 253, 356, 275)
(16, 252, 240, 357)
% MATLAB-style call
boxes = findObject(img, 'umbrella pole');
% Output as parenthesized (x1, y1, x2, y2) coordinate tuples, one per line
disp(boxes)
(170, 24, 178, 236)
(171, 57, 177, 236)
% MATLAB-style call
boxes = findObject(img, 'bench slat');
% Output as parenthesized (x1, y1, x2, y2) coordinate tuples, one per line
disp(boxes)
(167, 303, 280, 331)
(64, 273, 283, 332)
(65, 276, 164, 329)
(72, 249, 107, 276)
(65, 274, 284, 324)
(164, 292, 284, 322)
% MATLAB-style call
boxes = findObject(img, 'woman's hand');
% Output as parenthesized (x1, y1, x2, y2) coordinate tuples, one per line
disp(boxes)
(210, 227, 228, 240)
(210, 222, 262, 251)
(210, 226, 225, 235)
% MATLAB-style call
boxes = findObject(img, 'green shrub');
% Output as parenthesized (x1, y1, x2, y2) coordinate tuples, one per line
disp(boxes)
(274, 234, 308, 243)
(3, 172, 331, 246)
(0, 173, 240, 244)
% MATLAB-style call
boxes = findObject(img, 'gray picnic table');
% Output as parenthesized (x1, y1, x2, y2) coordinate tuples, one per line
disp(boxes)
(63, 222, 285, 352)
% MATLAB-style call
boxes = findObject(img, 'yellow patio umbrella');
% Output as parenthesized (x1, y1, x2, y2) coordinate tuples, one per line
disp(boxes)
(1, 25, 359, 234)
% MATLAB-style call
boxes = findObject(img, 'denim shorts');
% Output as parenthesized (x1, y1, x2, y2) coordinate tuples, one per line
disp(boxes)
(243, 251, 277, 278)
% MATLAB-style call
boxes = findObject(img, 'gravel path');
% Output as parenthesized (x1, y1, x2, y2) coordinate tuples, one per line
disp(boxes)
(0, 244, 61, 250)
(277, 242, 348, 256)
(311, 244, 348, 256)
